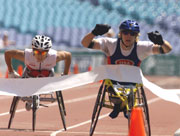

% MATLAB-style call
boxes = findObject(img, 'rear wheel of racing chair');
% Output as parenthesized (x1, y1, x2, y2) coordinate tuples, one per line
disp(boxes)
(90, 79, 151, 136)
(139, 86, 151, 136)
(127, 85, 151, 136)
(8, 96, 20, 129)
(8, 91, 67, 131)
(89, 80, 106, 136)
(56, 91, 66, 131)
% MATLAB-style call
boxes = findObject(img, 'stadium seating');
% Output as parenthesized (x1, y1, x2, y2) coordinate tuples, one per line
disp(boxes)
(0, 0, 179, 54)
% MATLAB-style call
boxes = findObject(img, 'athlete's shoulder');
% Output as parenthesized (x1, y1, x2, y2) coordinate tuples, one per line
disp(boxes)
(24, 48, 33, 54)
(49, 48, 57, 53)
(137, 41, 153, 47)
(25, 48, 32, 52)
(48, 48, 57, 57)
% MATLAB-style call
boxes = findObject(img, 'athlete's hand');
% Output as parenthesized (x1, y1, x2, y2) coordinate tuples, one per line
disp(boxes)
(147, 31, 164, 45)
(91, 24, 111, 36)
(8, 71, 21, 78)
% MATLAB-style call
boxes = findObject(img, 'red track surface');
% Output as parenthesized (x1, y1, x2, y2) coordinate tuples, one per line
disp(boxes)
(0, 76, 180, 136)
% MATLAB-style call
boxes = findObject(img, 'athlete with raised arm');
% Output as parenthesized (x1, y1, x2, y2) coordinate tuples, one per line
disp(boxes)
(81, 20, 172, 118)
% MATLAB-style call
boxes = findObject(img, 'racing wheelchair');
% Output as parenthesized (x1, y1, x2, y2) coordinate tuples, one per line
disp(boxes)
(89, 79, 151, 136)
(8, 69, 67, 131)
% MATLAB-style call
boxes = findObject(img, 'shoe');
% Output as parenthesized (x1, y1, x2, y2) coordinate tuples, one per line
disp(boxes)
(109, 104, 121, 119)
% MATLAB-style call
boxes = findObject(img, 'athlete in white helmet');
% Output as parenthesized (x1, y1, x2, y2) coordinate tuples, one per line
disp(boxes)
(5, 35, 71, 78)
(4, 35, 71, 111)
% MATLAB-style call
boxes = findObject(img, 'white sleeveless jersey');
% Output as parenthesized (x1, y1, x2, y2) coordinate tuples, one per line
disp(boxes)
(24, 48, 57, 70)
(98, 37, 154, 61)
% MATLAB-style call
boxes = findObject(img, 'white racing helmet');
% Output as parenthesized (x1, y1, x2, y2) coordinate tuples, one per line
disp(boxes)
(32, 35, 52, 50)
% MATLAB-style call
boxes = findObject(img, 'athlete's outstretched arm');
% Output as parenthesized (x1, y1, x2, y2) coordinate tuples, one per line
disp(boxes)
(4, 50, 25, 72)
(56, 51, 71, 75)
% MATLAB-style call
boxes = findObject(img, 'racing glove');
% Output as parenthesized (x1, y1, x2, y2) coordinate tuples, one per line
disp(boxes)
(147, 31, 164, 45)
(8, 71, 21, 78)
(91, 24, 111, 36)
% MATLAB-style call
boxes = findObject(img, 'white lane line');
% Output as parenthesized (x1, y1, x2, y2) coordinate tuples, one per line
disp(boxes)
(57, 131, 171, 136)
(147, 97, 161, 104)
(0, 95, 97, 117)
(50, 97, 161, 136)
(50, 113, 109, 136)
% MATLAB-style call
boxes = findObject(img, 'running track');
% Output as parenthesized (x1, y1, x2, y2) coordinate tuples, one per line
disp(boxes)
(0, 76, 180, 136)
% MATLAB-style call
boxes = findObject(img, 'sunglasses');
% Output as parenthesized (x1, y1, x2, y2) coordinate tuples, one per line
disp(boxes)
(122, 30, 137, 36)
(33, 49, 48, 56)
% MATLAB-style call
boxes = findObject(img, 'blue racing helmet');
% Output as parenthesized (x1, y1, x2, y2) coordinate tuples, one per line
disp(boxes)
(119, 20, 140, 33)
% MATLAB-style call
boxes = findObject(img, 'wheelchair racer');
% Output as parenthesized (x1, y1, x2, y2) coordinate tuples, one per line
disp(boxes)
(81, 20, 172, 119)
(4, 35, 71, 110)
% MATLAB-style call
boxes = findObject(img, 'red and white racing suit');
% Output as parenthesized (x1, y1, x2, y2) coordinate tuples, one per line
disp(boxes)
(23, 48, 57, 78)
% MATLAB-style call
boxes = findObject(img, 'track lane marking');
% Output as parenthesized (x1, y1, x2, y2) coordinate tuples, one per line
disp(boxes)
(50, 97, 161, 136)
(0, 95, 97, 117)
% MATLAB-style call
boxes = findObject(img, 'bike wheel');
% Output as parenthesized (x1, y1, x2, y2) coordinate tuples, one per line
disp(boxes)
(56, 91, 66, 131)
(140, 86, 151, 136)
(127, 89, 134, 129)
(90, 81, 105, 136)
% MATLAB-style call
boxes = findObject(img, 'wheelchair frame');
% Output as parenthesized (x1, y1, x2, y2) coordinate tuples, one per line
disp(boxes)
(89, 79, 151, 136)
(8, 91, 66, 131)
(8, 68, 67, 131)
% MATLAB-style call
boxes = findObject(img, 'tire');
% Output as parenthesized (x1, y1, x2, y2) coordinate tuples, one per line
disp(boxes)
(140, 86, 151, 136)
(90, 81, 105, 136)
(8, 96, 20, 129)
(58, 91, 66, 116)
(127, 89, 134, 129)
(56, 91, 66, 131)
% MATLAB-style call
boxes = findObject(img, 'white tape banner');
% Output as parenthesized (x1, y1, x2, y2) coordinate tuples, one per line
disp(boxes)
(1, 65, 180, 105)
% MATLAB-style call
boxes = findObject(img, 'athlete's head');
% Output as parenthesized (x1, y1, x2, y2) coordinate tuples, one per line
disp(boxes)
(32, 35, 52, 51)
(118, 20, 140, 46)
(32, 35, 52, 62)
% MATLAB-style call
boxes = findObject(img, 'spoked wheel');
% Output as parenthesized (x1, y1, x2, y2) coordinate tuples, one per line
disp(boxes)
(58, 91, 66, 116)
(140, 86, 151, 136)
(90, 81, 105, 136)
(32, 95, 38, 131)
(8, 96, 20, 129)
(127, 89, 135, 129)
(56, 91, 66, 131)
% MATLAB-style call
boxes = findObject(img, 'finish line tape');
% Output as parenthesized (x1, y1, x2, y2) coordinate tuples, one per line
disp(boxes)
(1, 65, 180, 105)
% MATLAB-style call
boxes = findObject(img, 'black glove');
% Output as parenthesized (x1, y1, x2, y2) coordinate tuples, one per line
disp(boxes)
(91, 24, 111, 36)
(147, 31, 164, 45)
